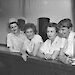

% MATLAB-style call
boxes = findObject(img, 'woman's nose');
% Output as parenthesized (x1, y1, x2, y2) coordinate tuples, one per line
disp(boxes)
(59, 30, 63, 33)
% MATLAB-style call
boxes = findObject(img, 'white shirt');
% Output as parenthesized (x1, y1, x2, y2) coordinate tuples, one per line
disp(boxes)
(7, 33, 26, 52)
(61, 31, 75, 57)
(23, 34, 43, 53)
(40, 36, 62, 55)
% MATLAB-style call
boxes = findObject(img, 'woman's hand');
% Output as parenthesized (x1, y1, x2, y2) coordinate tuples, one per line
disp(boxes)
(44, 54, 51, 59)
(51, 51, 60, 60)
(66, 57, 73, 64)
(22, 54, 28, 61)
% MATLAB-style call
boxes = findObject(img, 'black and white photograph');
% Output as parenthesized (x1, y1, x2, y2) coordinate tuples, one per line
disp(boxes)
(0, 0, 75, 75)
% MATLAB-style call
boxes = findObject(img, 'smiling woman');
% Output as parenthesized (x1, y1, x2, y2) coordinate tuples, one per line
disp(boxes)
(21, 23, 43, 59)
(6, 18, 26, 53)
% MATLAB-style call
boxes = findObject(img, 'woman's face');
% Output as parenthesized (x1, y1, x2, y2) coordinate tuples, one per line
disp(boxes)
(47, 27, 57, 40)
(10, 23, 19, 34)
(59, 27, 70, 38)
(25, 28, 35, 40)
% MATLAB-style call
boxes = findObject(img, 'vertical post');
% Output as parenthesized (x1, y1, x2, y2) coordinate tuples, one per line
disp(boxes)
(38, 17, 50, 42)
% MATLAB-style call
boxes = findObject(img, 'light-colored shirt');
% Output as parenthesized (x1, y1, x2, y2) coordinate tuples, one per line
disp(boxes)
(23, 34, 43, 53)
(7, 32, 26, 52)
(40, 36, 62, 55)
(61, 31, 75, 57)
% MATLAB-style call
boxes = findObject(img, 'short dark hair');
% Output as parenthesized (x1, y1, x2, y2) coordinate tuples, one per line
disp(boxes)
(45, 22, 58, 33)
(58, 18, 73, 29)
(17, 19, 25, 31)
(24, 23, 37, 34)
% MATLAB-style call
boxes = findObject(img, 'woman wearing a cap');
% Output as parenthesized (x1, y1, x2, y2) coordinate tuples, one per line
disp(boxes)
(7, 18, 27, 53)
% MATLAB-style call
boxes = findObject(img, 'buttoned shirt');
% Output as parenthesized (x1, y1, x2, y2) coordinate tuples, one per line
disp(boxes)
(7, 32, 26, 52)
(23, 34, 43, 53)
(40, 36, 62, 55)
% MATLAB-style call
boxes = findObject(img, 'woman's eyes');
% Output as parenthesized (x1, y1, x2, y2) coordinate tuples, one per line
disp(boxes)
(50, 31, 53, 32)
(47, 31, 53, 33)
(11, 26, 17, 29)
(26, 31, 33, 33)
(10, 27, 14, 29)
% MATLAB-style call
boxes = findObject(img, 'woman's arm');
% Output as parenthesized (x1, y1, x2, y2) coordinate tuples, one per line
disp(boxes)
(51, 50, 60, 60)
(32, 42, 42, 56)
(37, 50, 45, 58)
(21, 48, 28, 61)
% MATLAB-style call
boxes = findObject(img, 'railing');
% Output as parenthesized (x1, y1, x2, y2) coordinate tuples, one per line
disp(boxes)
(0, 45, 75, 75)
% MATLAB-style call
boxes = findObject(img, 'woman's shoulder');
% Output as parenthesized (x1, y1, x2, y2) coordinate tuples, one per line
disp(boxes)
(32, 34, 43, 43)
(34, 34, 43, 40)
(56, 35, 62, 39)
(40, 39, 50, 49)
(7, 33, 14, 37)
(54, 36, 62, 42)
(34, 34, 42, 38)
(43, 39, 50, 44)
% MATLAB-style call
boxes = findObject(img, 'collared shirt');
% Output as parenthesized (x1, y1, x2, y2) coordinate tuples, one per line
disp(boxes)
(7, 32, 27, 52)
(62, 31, 75, 57)
(23, 34, 43, 53)
(40, 36, 62, 55)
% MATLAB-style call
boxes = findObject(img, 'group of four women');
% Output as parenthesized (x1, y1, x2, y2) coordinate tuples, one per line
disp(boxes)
(7, 18, 75, 65)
